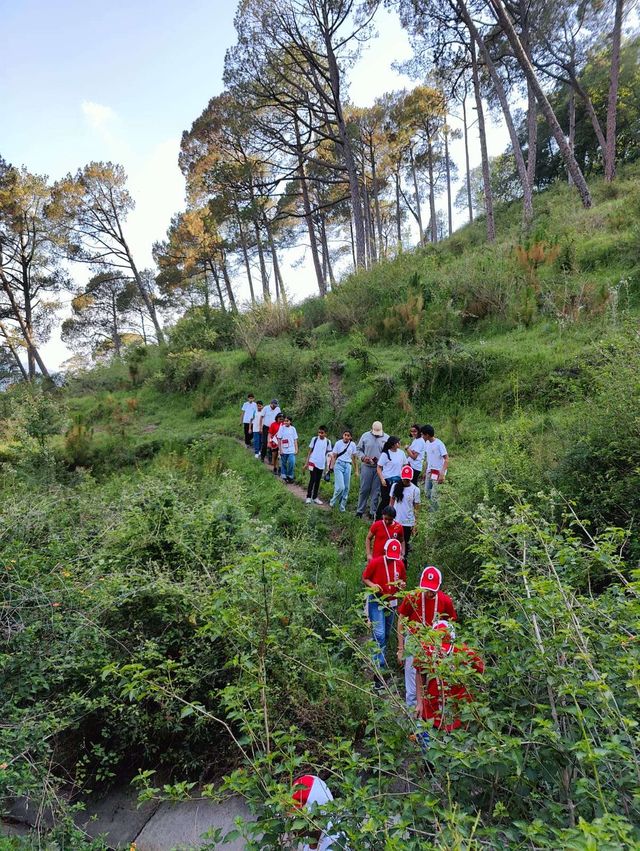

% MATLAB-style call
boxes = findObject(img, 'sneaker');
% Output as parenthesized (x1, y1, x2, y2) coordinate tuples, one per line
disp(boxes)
(305, 498, 312, 504)
(254, 453, 260, 458)
(373, 673, 385, 692)
(339, 506, 346, 513)
(287, 477, 295, 484)
(314, 498, 323, 505)
(329, 500, 336, 508)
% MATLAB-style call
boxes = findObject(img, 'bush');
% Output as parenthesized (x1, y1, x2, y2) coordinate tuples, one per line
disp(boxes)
(168, 307, 236, 352)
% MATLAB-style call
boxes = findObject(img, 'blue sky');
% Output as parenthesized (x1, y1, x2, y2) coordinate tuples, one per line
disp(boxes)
(2, 1, 507, 367)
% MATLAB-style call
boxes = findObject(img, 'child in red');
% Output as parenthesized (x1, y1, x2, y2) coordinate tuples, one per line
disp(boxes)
(362, 539, 406, 687)
(366, 506, 405, 559)
(396, 566, 457, 707)
(415, 620, 484, 734)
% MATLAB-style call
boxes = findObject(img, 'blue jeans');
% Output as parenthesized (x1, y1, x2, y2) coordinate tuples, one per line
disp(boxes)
(330, 460, 352, 509)
(367, 598, 395, 669)
(425, 476, 440, 511)
(280, 453, 295, 480)
(252, 431, 262, 454)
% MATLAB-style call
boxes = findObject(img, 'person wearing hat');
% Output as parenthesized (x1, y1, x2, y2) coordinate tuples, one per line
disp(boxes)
(261, 399, 281, 462)
(396, 566, 457, 707)
(240, 393, 257, 447)
(389, 465, 421, 559)
(362, 538, 406, 684)
(414, 620, 484, 735)
(365, 505, 405, 560)
(355, 421, 388, 519)
(290, 774, 345, 850)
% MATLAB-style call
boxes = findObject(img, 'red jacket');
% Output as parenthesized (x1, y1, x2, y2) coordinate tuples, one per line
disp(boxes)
(397, 590, 457, 629)
(362, 556, 406, 601)
(368, 520, 404, 558)
(415, 643, 484, 731)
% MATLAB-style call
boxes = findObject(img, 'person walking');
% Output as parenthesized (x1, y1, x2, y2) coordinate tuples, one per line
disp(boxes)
(414, 621, 484, 743)
(396, 566, 457, 708)
(390, 465, 421, 559)
(268, 412, 284, 476)
(362, 538, 406, 687)
(278, 415, 299, 484)
(240, 393, 257, 447)
(328, 429, 358, 512)
(366, 505, 405, 560)
(405, 424, 426, 485)
(261, 399, 281, 462)
(375, 436, 406, 519)
(421, 425, 448, 511)
(355, 421, 388, 519)
(291, 775, 347, 850)
(250, 400, 264, 458)
(305, 426, 332, 505)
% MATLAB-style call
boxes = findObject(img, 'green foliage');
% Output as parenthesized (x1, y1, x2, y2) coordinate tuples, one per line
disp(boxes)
(168, 306, 236, 352)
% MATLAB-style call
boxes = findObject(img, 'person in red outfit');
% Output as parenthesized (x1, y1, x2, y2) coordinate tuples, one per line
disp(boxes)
(365, 506, 405, 560)
(414, 620, 484, 735)
(362, 539, 406, 687)
(396, 566, 457, 707)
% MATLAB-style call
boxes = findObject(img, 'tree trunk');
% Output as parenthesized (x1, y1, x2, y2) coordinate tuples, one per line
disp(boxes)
(444, 123, 453, 236)
(235, 207, 256, 304)
(220, 252, 238, 311)
(123, 244, 165, 344)
(110, 294, 122, 356)
(604, 0, 624, 181)
(458, 0, 533, 227)
(470, 40, 495, 241)
(409, 148, 424, 246)
(369, 139, 385, 257)
(294, 116, 326, 296)
(526, 83, 537, 189)
(488, 0, 592, 207)
(208, 260, 227, 311)
(461, 93, 474, 223)
(319, 214, 336, 288)
(361, 172, 374, 265)
(395, 170, 402, 249)
(0, 274, 50, 378)
(263, 215, 286, 304)
(427, 138, 437, 243)
(568, 87, 576, 185)
(252, 218, 271, 302)
(0, 322, 28, 380)
(348, 217, 357, 270)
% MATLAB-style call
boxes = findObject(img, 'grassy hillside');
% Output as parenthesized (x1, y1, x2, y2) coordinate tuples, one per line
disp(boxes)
(1, 169, 639, 848)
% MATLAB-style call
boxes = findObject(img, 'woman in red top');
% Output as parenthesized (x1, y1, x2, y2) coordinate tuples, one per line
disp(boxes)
(362, 538, 406, 687)
(414, 621, 484, 733)
(366, 505, 405, 560)
(267, 413, 284, 476)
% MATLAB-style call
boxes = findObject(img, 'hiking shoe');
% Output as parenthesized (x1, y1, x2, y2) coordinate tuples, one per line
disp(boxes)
(254, 453, 260, 458)
(339, 506, 346, 513)
(373, 673, 385, 692)
(314, 498, 323, 505)
(305, 498, 312, 504)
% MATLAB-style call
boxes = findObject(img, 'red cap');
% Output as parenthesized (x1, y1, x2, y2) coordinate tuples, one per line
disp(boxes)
(292, 775, 333, 809)
(384, 539, 403, 559)
(419, 565, 442, 591)
(401, 465, 414, 480)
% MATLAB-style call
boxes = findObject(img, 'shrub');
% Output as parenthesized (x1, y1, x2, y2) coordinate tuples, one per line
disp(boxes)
(159, 350, 214, 392)
(64, 414, 95, 467)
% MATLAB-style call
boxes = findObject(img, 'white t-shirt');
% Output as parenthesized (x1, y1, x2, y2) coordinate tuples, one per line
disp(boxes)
(251, 408, 264, 430)
(424, 438, 448, 473)
(378, 448, 406, 480)
(332, 439, 358, 464)
(390, 482, 421, 526)
(302, 833, 343, 851)
(308, 436, 332, 469)
(278, 425, 298, 453)
(262, 405, 281, 427)
(408, 437, 427, 471)
(241, 401, 257, 423)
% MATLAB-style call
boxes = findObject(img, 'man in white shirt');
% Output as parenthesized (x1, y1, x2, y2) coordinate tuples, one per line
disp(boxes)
(260, 398, 281, 462)
(421, 424, 448, 511)
(240, 394, 257, 447)
(250, 401, 264, 458)
(405, 424, 426, 485)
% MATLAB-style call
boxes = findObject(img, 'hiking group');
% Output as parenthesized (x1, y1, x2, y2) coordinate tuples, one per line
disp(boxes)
(240, 393, 484, 850)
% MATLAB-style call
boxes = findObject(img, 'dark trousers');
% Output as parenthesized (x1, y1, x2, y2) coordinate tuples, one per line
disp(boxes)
(412, 469, 421, 485)
(243, 423, 252, 446)
(403, 525, 413, 558)
(307, 466, 323, 499)
(376, 477, 401, 519)
(260, 425, 270, 460)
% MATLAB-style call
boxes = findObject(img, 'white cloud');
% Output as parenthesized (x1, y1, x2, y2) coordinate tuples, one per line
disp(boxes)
(81, 100, 118, 131)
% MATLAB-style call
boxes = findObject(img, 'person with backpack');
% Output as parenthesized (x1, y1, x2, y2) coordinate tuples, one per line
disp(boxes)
(240, 393, 257, 447)
(261, 399, 281, 462)
(268, 412, 284, 476)
(305, 426, 332, 505)
(328, 429, 358, 513)
(366, 505, 405, 560)
(389, 465, 421, 559)
(396, 566, 457, 708)
(278, 415, 299, 484)
(355, 421, 388, 519)
(421, 424, 448, 511)
(375, 436, 406, 519)
(250, 400, 264, 458)
(362, 538, 406, 687)
(405, 424, 426, 485)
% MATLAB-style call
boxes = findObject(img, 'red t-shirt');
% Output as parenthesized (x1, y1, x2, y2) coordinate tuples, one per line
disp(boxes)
(415, 643, 484, 731)
(397, 590, 457, 628)
(362, 556, 407, 601)
(368, 520, 404, 558)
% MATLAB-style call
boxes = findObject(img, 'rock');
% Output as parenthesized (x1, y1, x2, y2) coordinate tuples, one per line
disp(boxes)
(135, 796, 252, 850)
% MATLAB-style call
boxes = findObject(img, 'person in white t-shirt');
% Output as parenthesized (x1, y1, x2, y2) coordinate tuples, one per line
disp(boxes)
(290, 774, 347, 851)
(250, 401, 264, 457)
(421, 424, 448, 511)
(328, 430, 358, 512)
(240, 393, 257, 447)
(405, 424, 426, 485)
(375, 436, 407, 519)
(390, 464, 421, 558)
(260, 399, 281, 462)
(305, 426, 332, 505)
(278, 415, 299, 483)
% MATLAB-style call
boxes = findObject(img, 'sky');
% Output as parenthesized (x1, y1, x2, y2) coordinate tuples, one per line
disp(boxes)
(2, 0, 509, 369)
